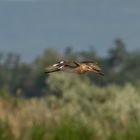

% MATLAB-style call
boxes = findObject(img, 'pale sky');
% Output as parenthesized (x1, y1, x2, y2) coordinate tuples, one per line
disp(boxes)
(0, 0, 140, 61)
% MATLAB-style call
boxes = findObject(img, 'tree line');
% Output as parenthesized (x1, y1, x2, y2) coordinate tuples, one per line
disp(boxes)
(0, 38, 140, 97)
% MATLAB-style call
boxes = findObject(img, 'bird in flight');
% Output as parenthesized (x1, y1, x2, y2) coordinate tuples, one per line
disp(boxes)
(45, 60, 104, 76)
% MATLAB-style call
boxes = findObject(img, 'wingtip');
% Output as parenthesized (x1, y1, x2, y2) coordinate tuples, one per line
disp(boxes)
(44, 66, 60, 74)
(99, 72, 104, 76)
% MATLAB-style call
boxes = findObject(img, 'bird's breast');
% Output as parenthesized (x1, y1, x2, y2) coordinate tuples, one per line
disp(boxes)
(75, 65, 88, 74)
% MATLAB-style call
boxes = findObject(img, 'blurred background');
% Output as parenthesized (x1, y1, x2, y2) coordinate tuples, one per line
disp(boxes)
(0, 0, 140, 140)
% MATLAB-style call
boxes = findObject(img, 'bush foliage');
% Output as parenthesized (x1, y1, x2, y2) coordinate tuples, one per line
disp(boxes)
(0, 72, 140, 140)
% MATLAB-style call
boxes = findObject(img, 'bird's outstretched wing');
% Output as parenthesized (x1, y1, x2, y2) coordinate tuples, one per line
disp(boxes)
(44, 61, 79, 73)
(44, 65, 61, 73)
(80, 60, 104, 76)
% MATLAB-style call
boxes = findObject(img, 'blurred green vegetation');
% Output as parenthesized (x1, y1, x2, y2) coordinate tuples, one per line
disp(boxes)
(0, 38, 140, 139)
(0, 38, 139, 97)
(0, 81, 140, 140)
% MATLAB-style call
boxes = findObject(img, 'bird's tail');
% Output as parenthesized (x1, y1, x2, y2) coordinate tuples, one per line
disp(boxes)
(91, 64, 104, 76)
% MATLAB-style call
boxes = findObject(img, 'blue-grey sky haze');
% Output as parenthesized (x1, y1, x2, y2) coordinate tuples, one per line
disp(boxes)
(0, 0, 140, 61)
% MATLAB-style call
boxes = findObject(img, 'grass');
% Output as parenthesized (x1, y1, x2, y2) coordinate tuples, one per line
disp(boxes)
(1, 118, 140, 140)
(48, 120, 95, 140)
(28, 122, 48, 140)
(0, 119, 95, 140)
(0, 81, 140, 140)
(108, 124, 140, 140)
(0, 120, 15, 140)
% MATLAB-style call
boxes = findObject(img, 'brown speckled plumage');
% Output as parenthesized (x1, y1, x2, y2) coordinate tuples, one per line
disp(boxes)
(45, 60, 104, 76)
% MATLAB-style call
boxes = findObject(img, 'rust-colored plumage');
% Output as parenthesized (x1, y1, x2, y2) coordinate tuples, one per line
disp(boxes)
(45, 60, 104, 76)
